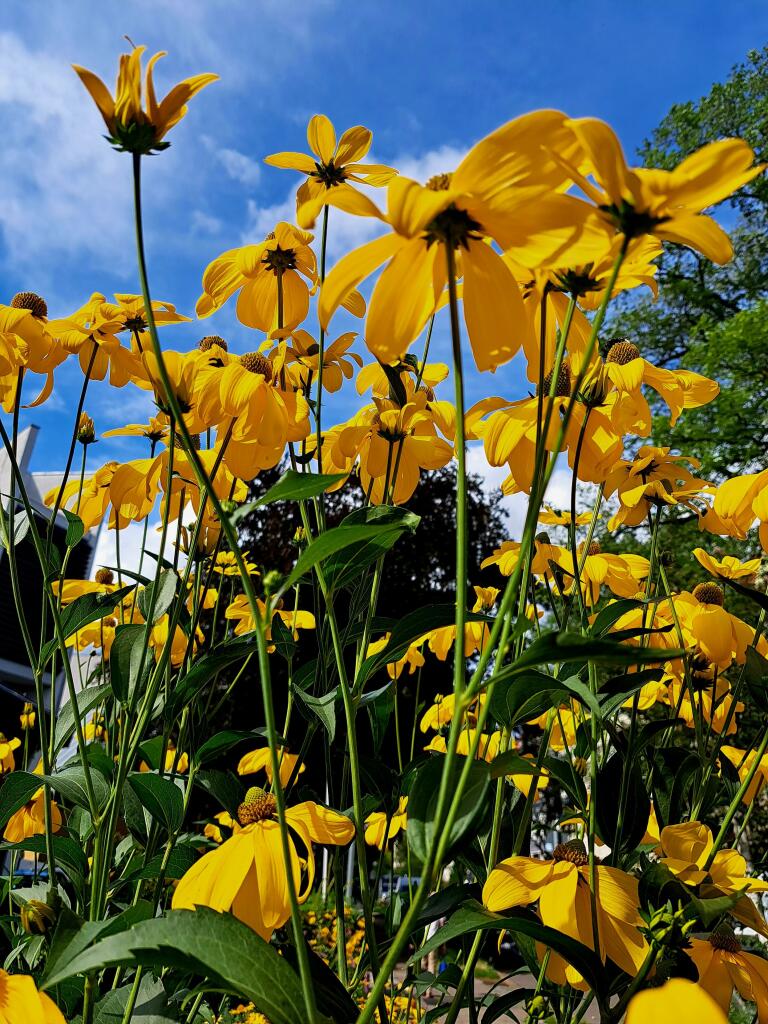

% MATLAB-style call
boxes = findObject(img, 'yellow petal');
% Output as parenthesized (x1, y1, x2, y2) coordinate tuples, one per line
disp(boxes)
(318, 233, 403, 330)
(307, 114, 336, 163)
(626, 979, 727, 1024)
(335, 125, 373, 165)
(365, 238, 438, 364)
(462, 240, 526, 372)
(72, 64, 115, 130)
(264, 151, 317, 173)
(656, 213, 733, 265)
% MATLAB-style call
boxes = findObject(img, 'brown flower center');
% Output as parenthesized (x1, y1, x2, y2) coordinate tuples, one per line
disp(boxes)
(263, 245, 298, 274)
(606, 339, 641, 365)
(540, 362, 572, 398)
(240, 352, 273, 380)
(552, 839, 589, 866)
(693, 582, 724, 607)
(578, 541, 602, 557)
(710, 925, 741, 952)
(237, 786, 277, 826)
(426, 172, 453, 191)
(199, 335, 228, 352)
(95, 568, 114, 586)
(174, 433, 201, 450)
(11, 291, 48, 319)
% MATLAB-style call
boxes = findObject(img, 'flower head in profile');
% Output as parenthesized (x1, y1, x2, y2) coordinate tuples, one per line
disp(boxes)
(693, 547, 761, 582)
(0, 735, 21, 775)
(173, 786, 354, 940)
(688, 928, 768, 1022)
(73, 44, 218, 153)
(265, 114, 396, 227)
(563, 117, 764, 262)
(237, 746, 305, 788)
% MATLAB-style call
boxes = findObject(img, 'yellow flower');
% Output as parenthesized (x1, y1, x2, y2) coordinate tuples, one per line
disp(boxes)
(265, 113, 396, 227)
(204, 811, 237, 844)
(4, 787, 62, 844)
(279, 329, 363, 393)
(366, 634, 426, 680)
(364, 796, 408, 849)
(419, 694, 457, 733)
(0, 736, 21, 775)
(563, 117, 763, 262)
(73, 45, 218, 153)
(20, 703, 35, 731)
(173, 787, 354, 940)
(538, 506, 593, 527)
(0, 968, 66, 1024)
(604, 446, 708, 529)
(674, 584, 756, 669)
(225, 595, 315, 647)
(693, 547, 761, 581)
(320, 110, 604, 372)
(720, 745, 768, 804)
(626, 979, 726, 1024)
(196, 223, 318, 332)
(139, 743, 188, 774)
(688, 930, 768, 1022)
(237, 747, 305, 788)
(213, 551, 259, 577)
(324, 388, 453, 504)
(483, 840, 647, 988)
(0, 299, 64, 411)
(102, 415, 169, 444)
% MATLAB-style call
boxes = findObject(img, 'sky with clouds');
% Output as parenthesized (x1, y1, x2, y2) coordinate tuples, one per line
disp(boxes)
(1, 0, 767, 554)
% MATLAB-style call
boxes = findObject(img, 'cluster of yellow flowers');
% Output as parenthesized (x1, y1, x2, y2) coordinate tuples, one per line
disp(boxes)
(3, 40, 768, 1024)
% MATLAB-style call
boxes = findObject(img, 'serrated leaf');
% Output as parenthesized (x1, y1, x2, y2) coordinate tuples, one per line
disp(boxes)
(54, 683, 111, 755)
(293, 688, 337, 741)
(109, 624, 148, 704)
(48, 765, 110, 811)
(279, 523, 410, 595)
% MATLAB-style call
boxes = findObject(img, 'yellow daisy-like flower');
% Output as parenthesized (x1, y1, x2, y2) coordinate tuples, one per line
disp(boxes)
(563, 117, 764, 263)
(693, 547, 761, 581)
(19, 703, 35, 731)
(688, 930, 768, 1022)
(213, 551, 259, 577)
(279, 329, 363, 393)
(0, 736, 21, 775)
(364, 796, 408, 850)
(196, 223, 318, 333)
(483, 840, 647, 989)
(0, 969, 66, 1024)
(102, 415, 169, 444)
(265, 113, 396, 228)
(4, 787, 62, 844)
(73, 44, 218, 153)
(320, 110, 605, 372)
(172, 787, 354, 940)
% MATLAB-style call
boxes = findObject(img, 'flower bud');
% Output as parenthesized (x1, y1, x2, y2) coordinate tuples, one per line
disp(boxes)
(21, 899, 56, 935)
(77, 412, 96, 446)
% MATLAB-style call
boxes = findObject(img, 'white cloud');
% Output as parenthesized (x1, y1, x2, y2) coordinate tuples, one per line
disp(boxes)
(216, 146, 262, 186)
(394, 144, 468, 184)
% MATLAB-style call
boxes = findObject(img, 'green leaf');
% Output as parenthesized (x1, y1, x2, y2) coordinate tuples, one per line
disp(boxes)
(594, 752, 650, 856)
(293, 688, 337, 741)
(252, 469, 348, 506)
(95, 975, 175, 1024)
(409, 901, 604, 994)
(40, 585, 135, 665)
(720, 574, 768, 613)
(496, 630, 681, 679)
(407, 755, 490, 864)
(62, 509, 85, 548)
(194, 770, 242, 816)
(48, 765, 110, 811)
(137, 570, 177, 625)
(42, 907, 313, 1024)
(194, 730, 273, 767)
(744, 646, 768, 712)
(488, 751, 546, 781)
(590, 598, 644, 636)
(488, 671, 563, 728)
(127, 773, 184, 834)
(279, 524, 405, 595)
(169, 634, 257, 716)
(0, 771, 43, 829)
(270, 615, 297, 661)
(108, 624, 148, 704)
(0, 836, 88, 891)
(54, 684, 112, 755)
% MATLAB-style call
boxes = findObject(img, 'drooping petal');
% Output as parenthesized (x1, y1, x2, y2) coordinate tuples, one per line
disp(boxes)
(461, 240, 527, 372)
(365, 238, 439, 364)
(655, 213, 733, 265)
(319, 234, 403, 330)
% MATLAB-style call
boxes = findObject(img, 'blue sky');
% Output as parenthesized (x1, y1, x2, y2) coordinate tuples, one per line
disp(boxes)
(1, 0, 766, 493)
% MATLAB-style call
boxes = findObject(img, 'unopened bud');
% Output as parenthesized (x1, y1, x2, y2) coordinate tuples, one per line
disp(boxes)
(21, 899, 56, 935)
(77, 412, 96, 446)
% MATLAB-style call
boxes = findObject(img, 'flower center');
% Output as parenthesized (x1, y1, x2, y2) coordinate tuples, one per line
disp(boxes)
(124, 315, 147, 333)
(578, 541, 602, 557)
(237, 786, 277, 826)
(599, 200, 669, 239)
(539, 363, 572, 397)
(95, 568, 114, 586)
(710, 925, 741, 953)
(11, 291, 48, 319)
(240, 352, 273, 380)
(552, 839, 589, 866)
(426, 173, 453, 191)
(424, 202, 483, 250)
(313, 159, 346, 188)
(606, 339, 641, 365)
(692, 581, 724, 607)
(199, 335, 228, 353)
(263, 245, 298, 274)
(174, 433, 201, 450)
